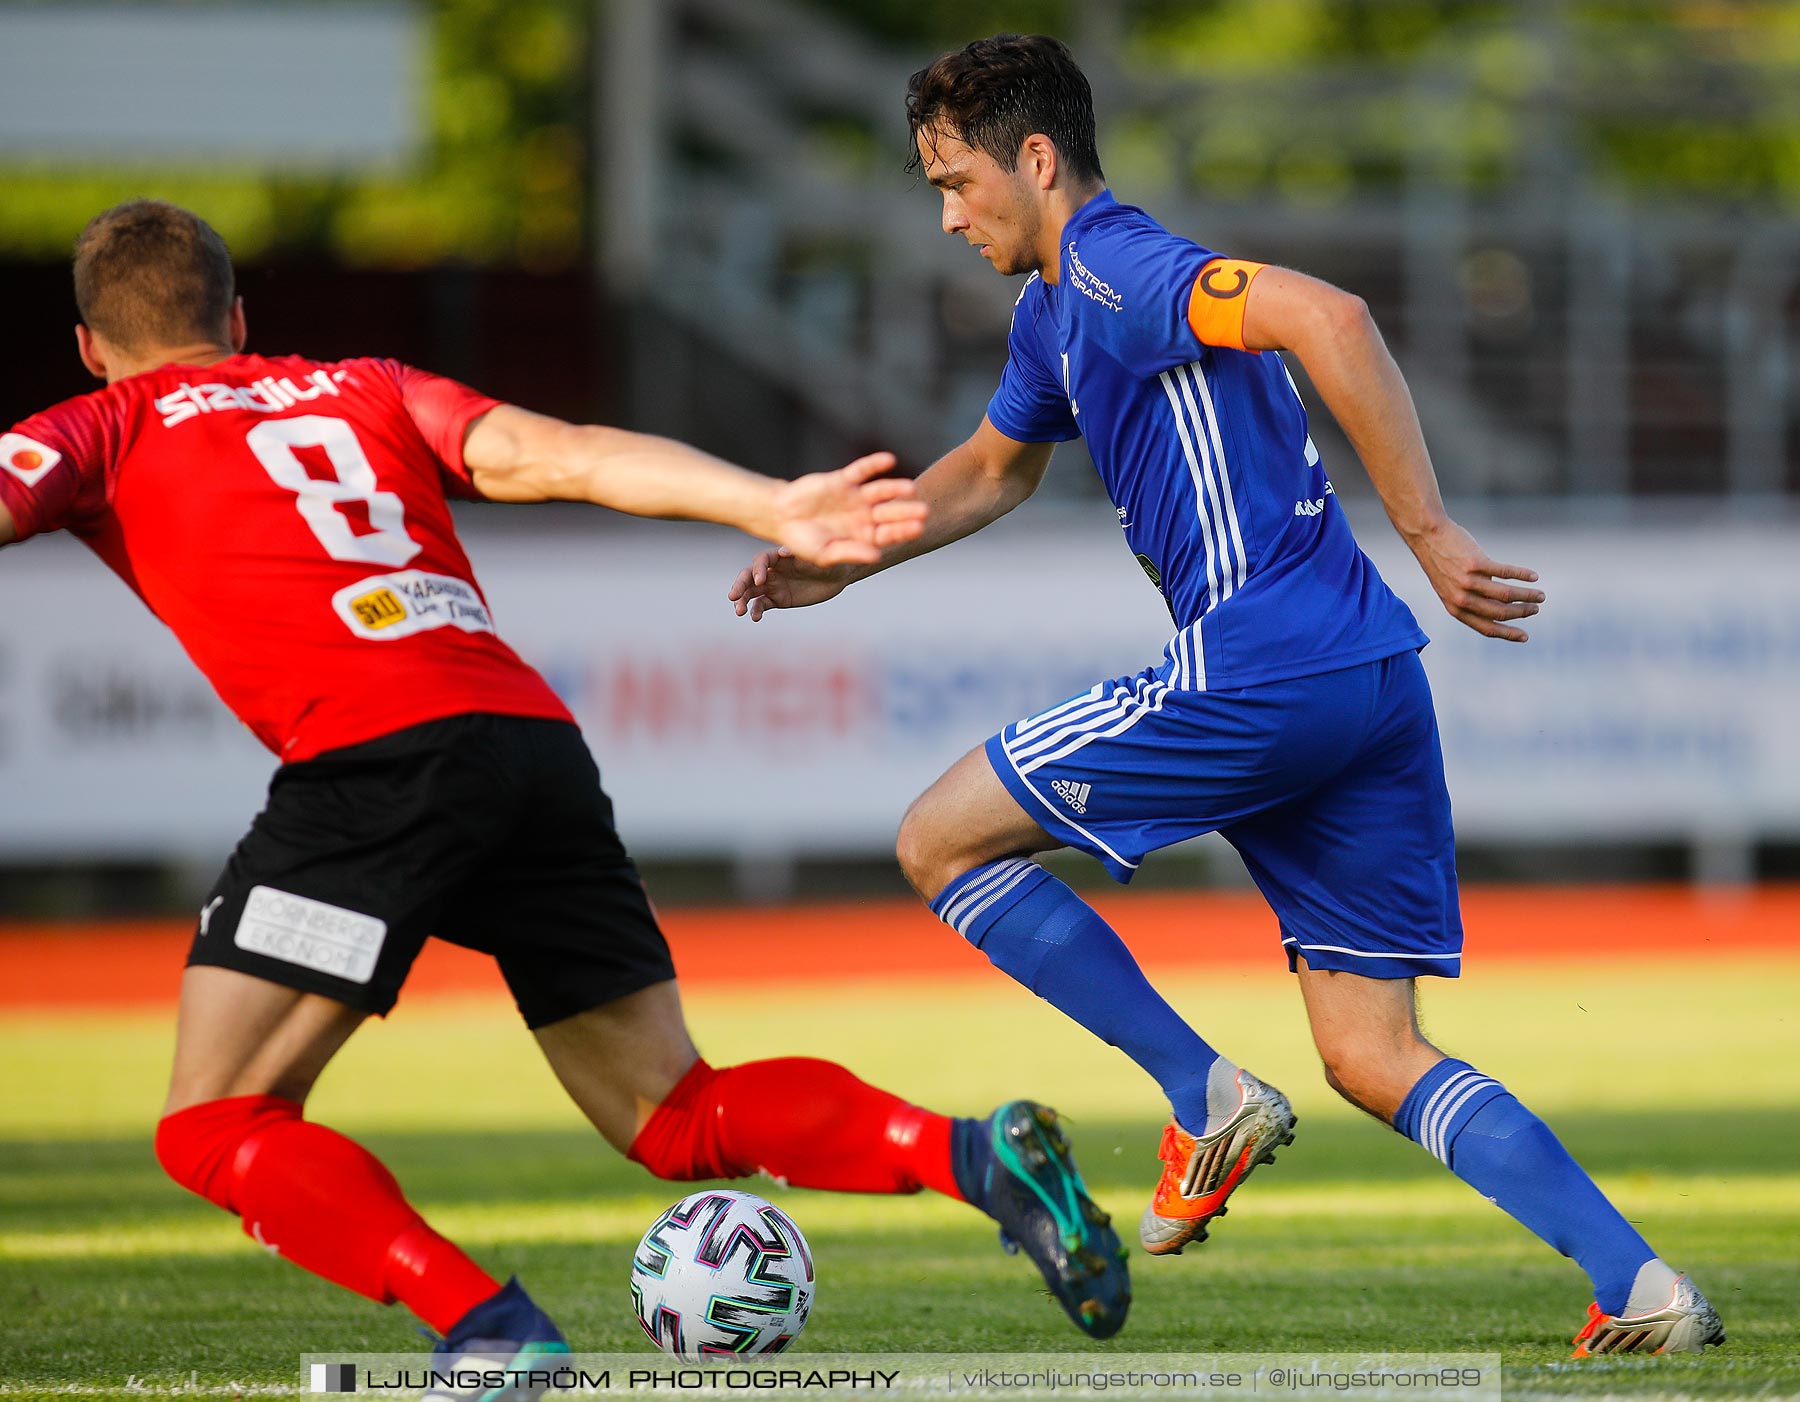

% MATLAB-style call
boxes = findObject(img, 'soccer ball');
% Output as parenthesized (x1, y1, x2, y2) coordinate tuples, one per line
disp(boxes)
(629, 1189, 815, 1357)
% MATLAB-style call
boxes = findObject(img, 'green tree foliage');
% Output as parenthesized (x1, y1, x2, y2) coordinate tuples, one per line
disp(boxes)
(3, 0, 1796, 267)
(817, 0, 1800, 209)
(0, 0, 589, 268)
(810, 0, 1074, 45)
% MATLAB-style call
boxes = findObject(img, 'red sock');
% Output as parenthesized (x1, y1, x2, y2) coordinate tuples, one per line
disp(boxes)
(627, 1058, 965, 1200)
(156, 1095, 498, 1333)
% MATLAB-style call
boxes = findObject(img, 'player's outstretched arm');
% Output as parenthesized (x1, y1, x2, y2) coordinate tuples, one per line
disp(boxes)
(1236, 267, 1545, 642)
(460, 403, 925, 568)
(0, 501, 16, 547)
(728, 416, 1054, 621)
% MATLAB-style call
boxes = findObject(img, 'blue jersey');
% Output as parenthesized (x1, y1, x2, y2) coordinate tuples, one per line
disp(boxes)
(985, 190, 1427, 691)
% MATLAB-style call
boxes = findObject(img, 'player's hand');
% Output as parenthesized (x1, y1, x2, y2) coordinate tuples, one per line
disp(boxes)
(766, 452, 925, 568)
(1410, 519, 1543, 642)
(729, 548, 852, 621)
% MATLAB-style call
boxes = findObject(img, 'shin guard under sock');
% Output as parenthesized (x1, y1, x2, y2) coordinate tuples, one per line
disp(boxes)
(1396, 1059, 1657, 1314)
(627, 1058, 969, 1200)
(155, 1095, 497, 1332)
(931, 859, 1224, 1131)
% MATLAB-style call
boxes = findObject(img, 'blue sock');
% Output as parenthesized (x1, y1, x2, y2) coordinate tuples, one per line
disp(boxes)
(1396, 1059, 1656, 1314)
(931, 859, 1223, 1132)
(948, 1117, 994, 1216)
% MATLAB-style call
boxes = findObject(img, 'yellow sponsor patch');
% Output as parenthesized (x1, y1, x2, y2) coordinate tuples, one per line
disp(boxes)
(332, 569, 496, 641)
(349, 587, 407, 630)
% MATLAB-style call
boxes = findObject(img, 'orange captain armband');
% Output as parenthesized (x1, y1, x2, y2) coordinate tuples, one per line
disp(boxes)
(1187, 258, 1269, 351)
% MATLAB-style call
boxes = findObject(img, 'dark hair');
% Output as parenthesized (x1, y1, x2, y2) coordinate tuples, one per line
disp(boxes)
(73, 199, 235, 352)
(905, 33, 1104, 184)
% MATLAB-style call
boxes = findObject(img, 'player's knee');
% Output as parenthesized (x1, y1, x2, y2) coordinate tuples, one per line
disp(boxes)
(1318, 1056, 1364, 1108)
(155, 1094, 303, 1212)
(1314, 1026, 1386, 1104)
(1319, 1055, 1403, 1120)
(1315, 1036, 1433, 1121)
(895, 798, 951, 899)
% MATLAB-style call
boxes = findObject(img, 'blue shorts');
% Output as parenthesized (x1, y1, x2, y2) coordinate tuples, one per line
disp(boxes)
(985, 649, 1463, 979)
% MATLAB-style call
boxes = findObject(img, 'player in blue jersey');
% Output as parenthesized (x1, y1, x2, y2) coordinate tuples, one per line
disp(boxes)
(729, 34, 1724, 1358)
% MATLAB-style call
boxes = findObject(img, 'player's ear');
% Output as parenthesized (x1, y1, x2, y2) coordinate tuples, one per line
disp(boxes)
(75, 323, 109, 381)
(1022, 134, 1058, 191)
(227, 297, 247, 352)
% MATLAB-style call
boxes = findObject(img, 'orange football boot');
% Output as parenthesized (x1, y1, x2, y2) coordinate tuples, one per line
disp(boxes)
(1139, 1068, 1296, 1255)
(1571, 1271, 1725, 1358)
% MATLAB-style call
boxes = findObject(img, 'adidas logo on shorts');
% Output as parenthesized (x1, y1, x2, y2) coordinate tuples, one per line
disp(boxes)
(1049, 779, 1092, 815)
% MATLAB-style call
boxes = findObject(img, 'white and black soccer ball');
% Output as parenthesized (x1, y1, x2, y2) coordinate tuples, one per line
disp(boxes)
(630, 1190, 815, 1357)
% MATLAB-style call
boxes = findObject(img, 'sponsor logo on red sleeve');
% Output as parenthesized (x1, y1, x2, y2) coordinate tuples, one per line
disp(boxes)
(0, 433, 62, 487)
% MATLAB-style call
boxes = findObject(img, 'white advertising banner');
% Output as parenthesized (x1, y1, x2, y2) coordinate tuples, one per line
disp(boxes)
(1373, 521, 1800, 840)
(2, 513, 1797, 859)
(0, 5, 423, 168)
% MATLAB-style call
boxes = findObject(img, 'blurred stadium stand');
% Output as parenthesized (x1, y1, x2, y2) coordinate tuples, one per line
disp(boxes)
(3, 0, 1798, 913)
(600, 0, 1800, 500)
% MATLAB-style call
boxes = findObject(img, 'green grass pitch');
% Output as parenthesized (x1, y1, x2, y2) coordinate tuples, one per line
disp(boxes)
(2, 955, 1796, 1399)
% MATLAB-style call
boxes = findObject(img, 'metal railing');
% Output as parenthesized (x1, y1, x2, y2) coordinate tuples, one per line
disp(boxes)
(595, 0, 1800, 500)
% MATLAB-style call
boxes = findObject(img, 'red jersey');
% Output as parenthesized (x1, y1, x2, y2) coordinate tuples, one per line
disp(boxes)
(0, 353, 572, 760)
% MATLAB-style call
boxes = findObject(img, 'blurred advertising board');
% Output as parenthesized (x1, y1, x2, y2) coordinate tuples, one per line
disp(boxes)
(0, 5, 422, 168)
(3, 514, 1797, 861)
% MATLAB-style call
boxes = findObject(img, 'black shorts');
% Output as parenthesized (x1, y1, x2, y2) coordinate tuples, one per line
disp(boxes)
(188, 713, 676, 1028)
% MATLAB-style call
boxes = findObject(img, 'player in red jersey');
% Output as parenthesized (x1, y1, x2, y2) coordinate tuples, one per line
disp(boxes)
(0, 201, 1132, 1361)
